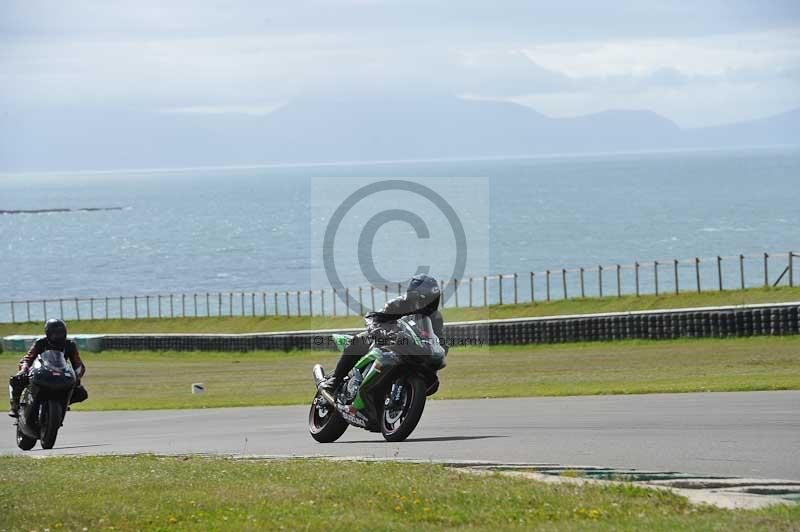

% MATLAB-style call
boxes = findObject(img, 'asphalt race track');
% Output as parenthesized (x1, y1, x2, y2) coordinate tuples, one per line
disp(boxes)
(3, 391, 799, 480)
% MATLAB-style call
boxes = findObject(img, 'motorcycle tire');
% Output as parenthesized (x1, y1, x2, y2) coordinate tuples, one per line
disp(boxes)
(381, 375, 426, 443)
(39, 400, 63, 450)
(308, 393, 348, 443)
(16, 423, 36, 451)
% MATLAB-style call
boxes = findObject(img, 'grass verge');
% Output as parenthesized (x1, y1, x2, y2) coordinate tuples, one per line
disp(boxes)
(1, 456, 797, 531)
(2, 336, 798, 410)
(1, 286, 799, 337)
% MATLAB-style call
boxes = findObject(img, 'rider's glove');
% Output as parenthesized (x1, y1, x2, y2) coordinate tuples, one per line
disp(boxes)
(371, 328, 396, 344)
(10, 371, 28, 388)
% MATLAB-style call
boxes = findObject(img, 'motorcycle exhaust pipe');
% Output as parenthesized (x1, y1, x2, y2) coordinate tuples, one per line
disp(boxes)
(312, 364, 325, 387)
(312, 364, 336, 406)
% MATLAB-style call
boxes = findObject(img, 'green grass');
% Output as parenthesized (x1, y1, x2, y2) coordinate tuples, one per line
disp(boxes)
(2, 336, 798, 410)
(2, 286, 799, 337)
(1, 456, 797, 531)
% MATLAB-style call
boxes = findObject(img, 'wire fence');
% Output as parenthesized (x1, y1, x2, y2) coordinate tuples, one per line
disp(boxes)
(1, 250, 796, 324)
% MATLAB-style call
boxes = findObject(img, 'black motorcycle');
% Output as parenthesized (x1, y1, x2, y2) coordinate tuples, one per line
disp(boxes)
(309, 313, 446, 443)
(15, 350, 77, 450)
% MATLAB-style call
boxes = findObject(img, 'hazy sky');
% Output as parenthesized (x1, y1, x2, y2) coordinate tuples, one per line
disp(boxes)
(2, 1, 799, 127)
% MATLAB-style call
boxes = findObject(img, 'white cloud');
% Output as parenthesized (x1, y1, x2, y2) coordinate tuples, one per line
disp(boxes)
(522, 29, 800, 79)
(501, 29, 800, 126)
(1, 5, 799, 128)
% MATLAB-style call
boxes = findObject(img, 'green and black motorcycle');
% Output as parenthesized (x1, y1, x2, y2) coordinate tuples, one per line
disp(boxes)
(309, 313, 446, 442)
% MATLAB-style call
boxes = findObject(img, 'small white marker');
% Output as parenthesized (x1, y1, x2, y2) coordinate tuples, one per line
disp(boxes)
(191, 383, 205, 394)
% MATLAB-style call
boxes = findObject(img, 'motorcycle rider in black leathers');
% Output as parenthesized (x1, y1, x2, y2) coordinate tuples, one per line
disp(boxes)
(320, 274, 447, 393)
(8, 319, 88, 418)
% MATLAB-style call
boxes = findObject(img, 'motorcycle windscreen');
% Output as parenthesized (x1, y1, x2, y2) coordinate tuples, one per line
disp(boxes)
(403, 315, 447, 368)
(39, 350, 69, 371)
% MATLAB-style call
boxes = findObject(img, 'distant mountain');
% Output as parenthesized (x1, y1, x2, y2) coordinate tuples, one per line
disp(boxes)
(0, 96, 797, 172)
(688, 108, 800, 148)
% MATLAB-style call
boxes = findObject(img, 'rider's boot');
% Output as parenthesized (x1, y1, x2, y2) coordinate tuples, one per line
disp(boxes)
(319, 374, 342, 392)
(8, 380, 23, 418)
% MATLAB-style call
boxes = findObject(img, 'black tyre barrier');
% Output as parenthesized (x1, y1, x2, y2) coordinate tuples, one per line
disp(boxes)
(17, 302, 798, 352)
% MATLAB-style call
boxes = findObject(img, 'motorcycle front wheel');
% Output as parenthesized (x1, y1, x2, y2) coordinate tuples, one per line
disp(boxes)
(381, 375, 426, 442)
(39, 400, 63, 450)
(16, 423, 36, 451)
(308, 393, 348, 443)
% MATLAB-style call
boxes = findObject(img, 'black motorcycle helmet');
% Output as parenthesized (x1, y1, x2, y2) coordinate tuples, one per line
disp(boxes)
(405, 274, 441, 315)
(44, 318, 68, 349)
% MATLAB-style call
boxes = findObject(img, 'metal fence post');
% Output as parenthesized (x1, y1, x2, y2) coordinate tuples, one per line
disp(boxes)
(789, 252, 794, 287)
(133, 296, 138, 319)
(654, 261, 659, 296)
(616, 265, 621, 297)
(321, 289, 326, 317)
(332, 289, 337, 317)
(181, 294, 185, 317)
(673, 260, 679, 295)
(498, 275, 503, 305)
(296, 291, 301, 316)
(11, 302, 16, 323)
(635, 262, 640, 296)
(285, 292, 290, 317)
(512, 274, 517, 304)
(717, 256, 723, 291)
(59, 299, 64, 319)
(170, 294, 174, 318)
(252, 293, 256, 317)
(764, 253, 769, 287)
(561, 269, 567, 299)
(469, 277, 474, 307)
(157, 295, 162, 319)
(273, 292, 278, 316)
(358, 287, 363, 315)
(598, 266, 603, 298)
(546, 270, 551, 301)
(120, 296, 124, 319)
(42, 300, 47, 320)
(88, 298, 92, 320)
(384, 285, 389, 305)
(483, 276, 488, 306)
(262, 292, 267, 317)
(397, 283, 402, 297)
(740, 254, 745, 289)
(530, 272, 535, 303)
(695, 258, 701, 293)
(308, 290, 312, 317)
(455, 279, 460, 307)
(104, 297, 109, 319)
(345, 288, 350, 316)
(579, 268, 585, 298)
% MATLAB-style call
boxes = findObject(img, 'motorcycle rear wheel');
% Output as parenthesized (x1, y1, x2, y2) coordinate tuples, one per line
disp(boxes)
(308, 393, 348, 443)
(381, 375, 426, 442)
(39, 400, 63, 450)
(16, 423, 36, 451)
